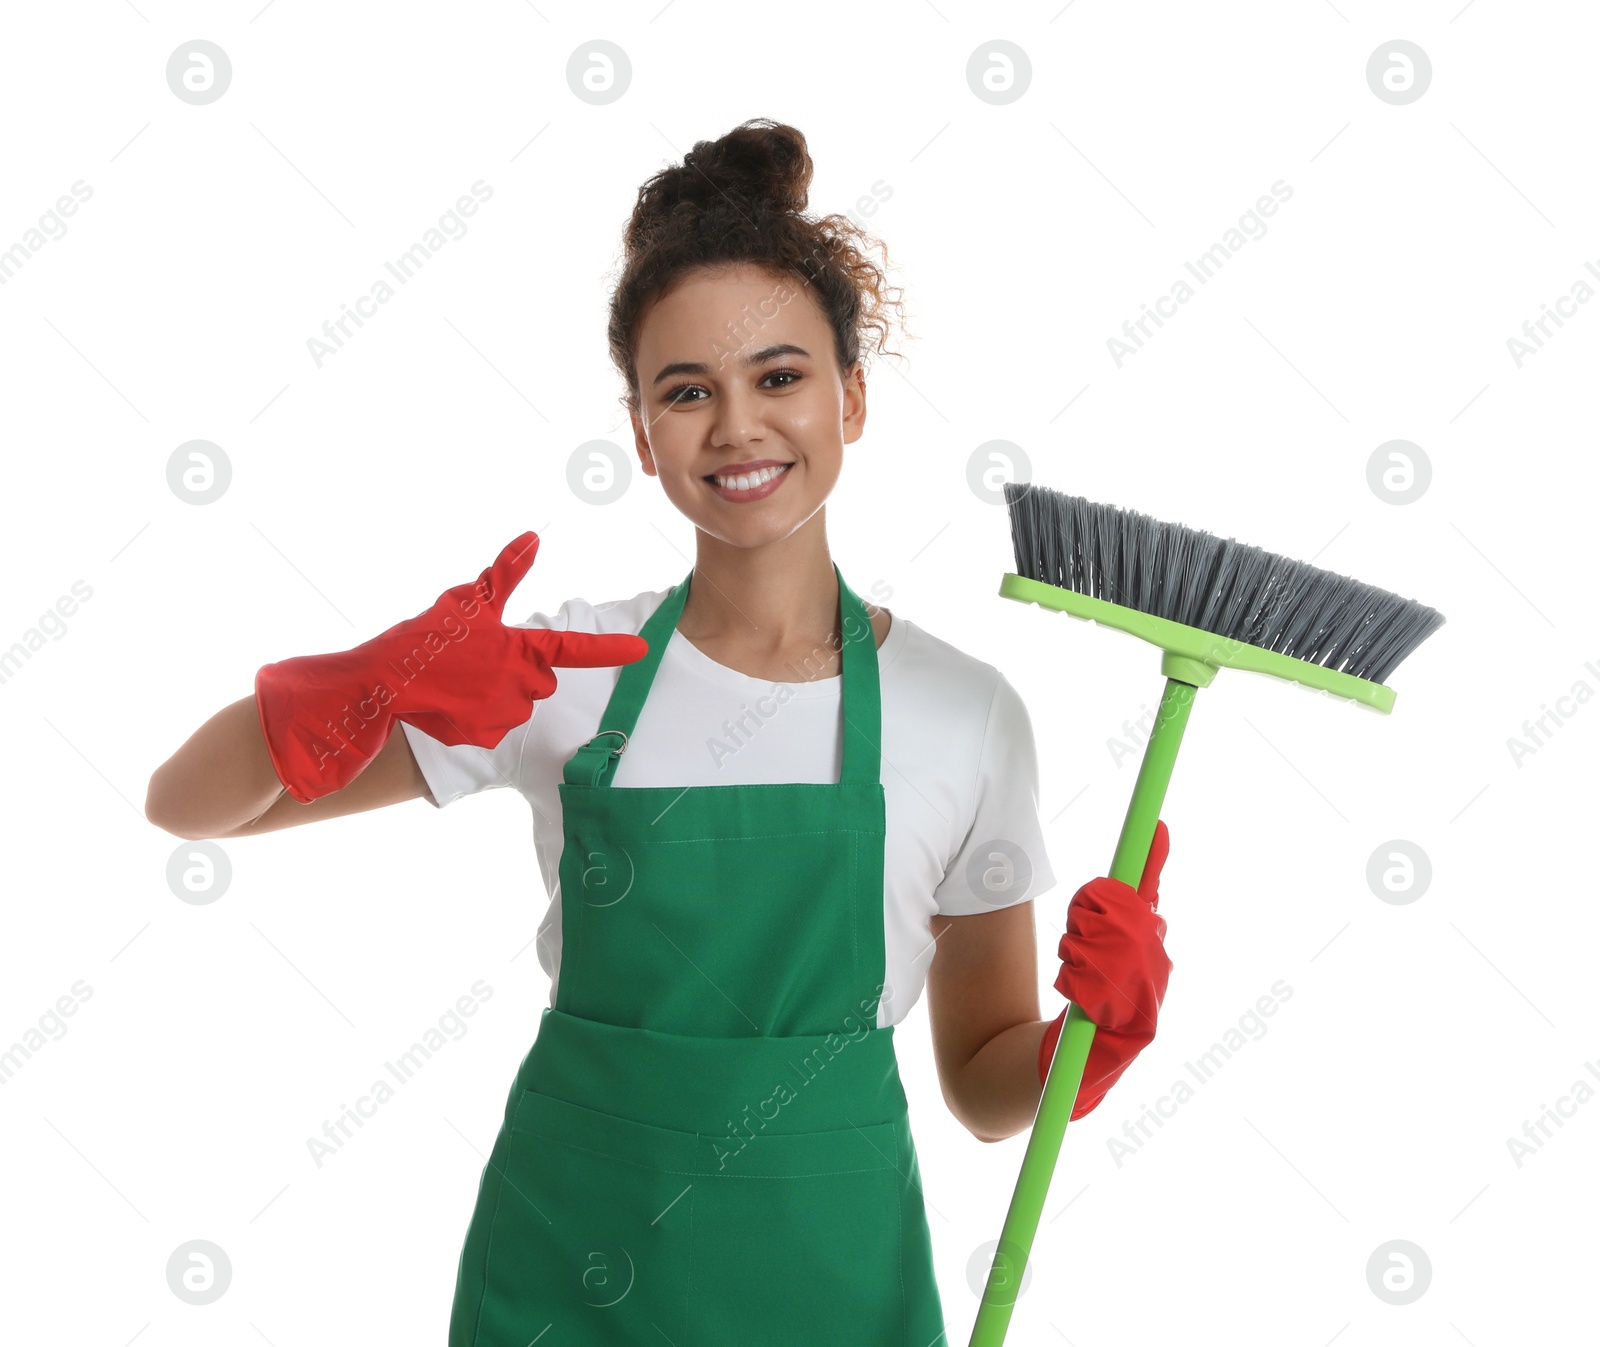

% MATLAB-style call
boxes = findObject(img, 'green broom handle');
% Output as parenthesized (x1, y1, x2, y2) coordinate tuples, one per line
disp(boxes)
(967, 669, 1202, 1347)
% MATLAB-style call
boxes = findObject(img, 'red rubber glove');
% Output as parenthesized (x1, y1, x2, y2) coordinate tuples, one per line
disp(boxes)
(1038, 819, 1172, 1120)
(254, 532, 648, 804)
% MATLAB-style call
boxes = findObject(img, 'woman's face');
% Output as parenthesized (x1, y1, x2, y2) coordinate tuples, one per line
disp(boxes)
(628, 262, 866, 548)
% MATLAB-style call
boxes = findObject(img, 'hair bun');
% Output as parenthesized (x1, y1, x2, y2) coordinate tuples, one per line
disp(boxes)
(684, 118, 811, 214)
(627, 118, 813, 254)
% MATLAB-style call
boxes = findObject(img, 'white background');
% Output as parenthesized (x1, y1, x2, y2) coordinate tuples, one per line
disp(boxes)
(1, 3, 1594, 1344)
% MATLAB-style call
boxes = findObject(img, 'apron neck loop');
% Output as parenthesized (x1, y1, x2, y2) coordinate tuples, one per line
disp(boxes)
(835, 564, 881, 786)
(563, 564, 882, 789)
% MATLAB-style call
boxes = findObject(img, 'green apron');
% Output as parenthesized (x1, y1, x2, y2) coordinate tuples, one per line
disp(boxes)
(447, 565, 947, 1346)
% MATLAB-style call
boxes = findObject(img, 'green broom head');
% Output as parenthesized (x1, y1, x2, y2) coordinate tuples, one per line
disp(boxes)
(1000, 481, 1446, 713)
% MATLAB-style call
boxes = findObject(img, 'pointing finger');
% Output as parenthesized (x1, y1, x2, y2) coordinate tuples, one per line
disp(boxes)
(524, 629, 650, 669)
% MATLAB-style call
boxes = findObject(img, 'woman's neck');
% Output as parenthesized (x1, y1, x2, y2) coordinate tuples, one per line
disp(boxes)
(675, 508, 883, 680)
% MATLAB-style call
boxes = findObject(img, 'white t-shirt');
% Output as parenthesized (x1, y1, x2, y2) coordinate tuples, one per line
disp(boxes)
(400, 587, 1057, 1028)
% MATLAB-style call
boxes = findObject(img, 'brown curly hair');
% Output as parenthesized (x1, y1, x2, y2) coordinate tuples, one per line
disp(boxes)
(606, 118, 907, 416)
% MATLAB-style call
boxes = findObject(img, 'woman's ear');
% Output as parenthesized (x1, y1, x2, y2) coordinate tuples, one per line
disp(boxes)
(843, 360, 868, 445)
(629, 406, 657, 477)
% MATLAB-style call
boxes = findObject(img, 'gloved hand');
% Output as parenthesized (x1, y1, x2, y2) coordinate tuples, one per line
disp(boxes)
(254, 532, 648, 804)
(1038, 819, 1173, 1120)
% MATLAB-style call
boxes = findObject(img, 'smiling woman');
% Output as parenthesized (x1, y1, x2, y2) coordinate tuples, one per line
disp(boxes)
(145, 117, 1163, 1347)
(405, 117, 1075, 1347)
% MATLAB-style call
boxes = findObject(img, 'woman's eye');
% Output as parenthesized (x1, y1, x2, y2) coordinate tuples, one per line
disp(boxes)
(664, 369, 799, 405)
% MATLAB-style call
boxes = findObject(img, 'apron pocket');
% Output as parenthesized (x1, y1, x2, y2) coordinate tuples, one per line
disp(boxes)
(468, 1088, 698, 1346)
(686, 1118, 908, 1343)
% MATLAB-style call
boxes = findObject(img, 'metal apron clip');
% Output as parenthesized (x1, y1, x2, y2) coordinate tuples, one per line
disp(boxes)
(561, 728, 629, 788)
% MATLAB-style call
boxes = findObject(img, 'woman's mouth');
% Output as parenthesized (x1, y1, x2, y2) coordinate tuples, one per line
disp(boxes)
(703, 462, 793, 503)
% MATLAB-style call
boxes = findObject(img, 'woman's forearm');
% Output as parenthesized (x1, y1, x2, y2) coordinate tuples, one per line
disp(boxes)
(145, 695, 288, 839)
(949, 1019, 1049, 1143)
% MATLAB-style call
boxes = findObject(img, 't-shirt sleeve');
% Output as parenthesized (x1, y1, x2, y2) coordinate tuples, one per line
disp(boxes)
(930, 672, 1058, 915)
(399, 600, 571, 809)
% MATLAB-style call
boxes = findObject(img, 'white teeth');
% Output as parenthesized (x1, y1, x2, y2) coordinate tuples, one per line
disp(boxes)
(713, 463, 789, 490)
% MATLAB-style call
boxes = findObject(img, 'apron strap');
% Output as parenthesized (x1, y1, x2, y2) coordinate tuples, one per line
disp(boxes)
(836, 567, 881, 787)
(563, 564, 881, 788)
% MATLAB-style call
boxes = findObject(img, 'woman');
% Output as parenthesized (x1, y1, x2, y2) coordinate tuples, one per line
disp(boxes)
(146, 118, 1173, 1346)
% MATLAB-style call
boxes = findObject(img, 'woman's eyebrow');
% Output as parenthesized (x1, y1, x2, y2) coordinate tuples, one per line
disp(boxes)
(651, 343, 811, 387)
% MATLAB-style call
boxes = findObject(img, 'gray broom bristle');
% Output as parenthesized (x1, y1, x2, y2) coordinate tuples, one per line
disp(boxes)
(1003, 481, 1446, 686)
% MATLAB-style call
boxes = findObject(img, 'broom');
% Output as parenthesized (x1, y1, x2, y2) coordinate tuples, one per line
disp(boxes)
(967, 481, 1447, 1347)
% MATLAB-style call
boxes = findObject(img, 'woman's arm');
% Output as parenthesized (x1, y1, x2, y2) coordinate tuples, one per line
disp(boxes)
(145, 694, 430, 840)
(924, 901, 1045, 1143)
